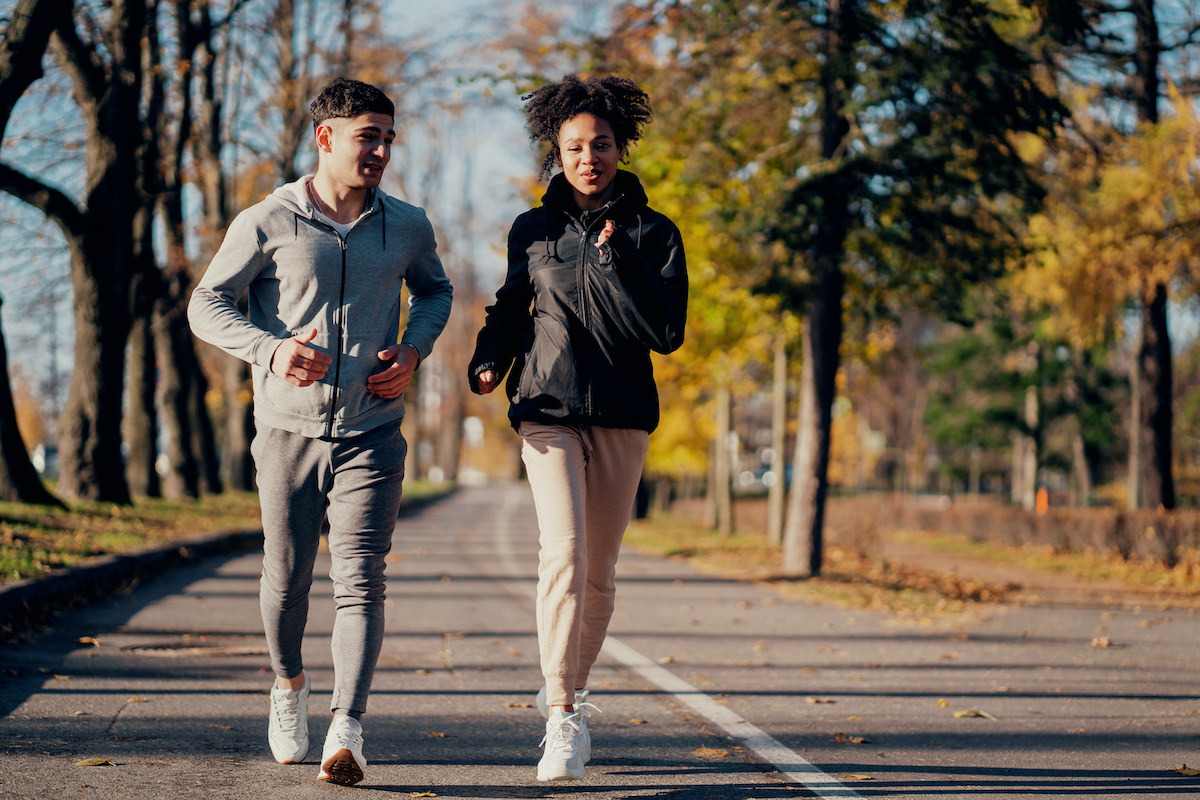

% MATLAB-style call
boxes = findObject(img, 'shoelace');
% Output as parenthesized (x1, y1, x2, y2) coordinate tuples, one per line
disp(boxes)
(271, 690, 303, 731)
(539, 701, 601, 751)
(540, 712, 583, 753)
(328, 723, 363, 750)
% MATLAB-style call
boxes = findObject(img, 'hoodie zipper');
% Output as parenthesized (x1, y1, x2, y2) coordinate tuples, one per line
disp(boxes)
(302, 204, 374, 439)
(325, 235, 349, 438)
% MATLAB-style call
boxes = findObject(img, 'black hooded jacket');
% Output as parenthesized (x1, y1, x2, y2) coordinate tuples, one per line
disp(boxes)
(468, 170, 687, 432)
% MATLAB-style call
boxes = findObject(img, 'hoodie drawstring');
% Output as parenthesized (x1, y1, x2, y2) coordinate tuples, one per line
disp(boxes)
(636, 213, 643, 248)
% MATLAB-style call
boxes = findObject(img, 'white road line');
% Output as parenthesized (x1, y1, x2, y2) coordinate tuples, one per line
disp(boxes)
(601, 636, 862, 798)
(495, 483, 861, 798)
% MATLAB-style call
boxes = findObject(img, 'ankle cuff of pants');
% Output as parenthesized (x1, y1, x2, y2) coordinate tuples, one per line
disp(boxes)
(545, 678, 574, 708)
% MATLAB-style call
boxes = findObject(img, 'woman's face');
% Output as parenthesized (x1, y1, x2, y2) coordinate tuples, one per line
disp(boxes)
(557, 113, 622, 211)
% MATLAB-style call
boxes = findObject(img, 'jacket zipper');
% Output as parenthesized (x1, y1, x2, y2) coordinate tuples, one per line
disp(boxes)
(575, 216, 594, 417)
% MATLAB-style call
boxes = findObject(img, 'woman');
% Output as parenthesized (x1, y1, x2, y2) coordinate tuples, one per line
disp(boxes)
(468, 73, 687, 782)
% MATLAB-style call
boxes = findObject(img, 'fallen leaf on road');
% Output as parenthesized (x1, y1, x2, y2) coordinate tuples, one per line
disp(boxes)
(940, 652, 959, 660)
(503, 702, 532, 708)
(937, 699, 950, 708)
(74, 759, 114, 767)
(842, 774, 873, 781)
(53, 675, 71, 681)
(209, 725, 231, 730)
(802, 668, 818, 675)
(846, 716, 861, 721)
(806, 697, 835, 704)
(73, 711, 87, 716)
(1175, 765, 1200, 776)
(427, 731, 448, 738)
(656, 656, 676, 665)
(627, 719, 648, 724)
(78, 637, 100, 647)
(414, 669, 428, 675)
(833, 733, 870, 744)
(127, 697, 148, 703)
(954, 709, 998, 720)
(1091, 636, 1111, 648)
(411, 793, 437, 797)
(693, 747, 729, 759)
(996, 686, 1012, 692)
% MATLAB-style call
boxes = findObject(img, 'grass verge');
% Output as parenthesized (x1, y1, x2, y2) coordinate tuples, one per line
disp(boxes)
(624, 514, 1011, 621)
(625, 511, 1200, 618)
(0, 480, 450, 586)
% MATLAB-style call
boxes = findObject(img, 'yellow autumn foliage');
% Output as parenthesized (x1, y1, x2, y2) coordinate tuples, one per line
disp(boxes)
(1012, 94, 1200, 345)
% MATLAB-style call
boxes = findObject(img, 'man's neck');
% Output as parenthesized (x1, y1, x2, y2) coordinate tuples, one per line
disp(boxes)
(309, 174, 370, 224)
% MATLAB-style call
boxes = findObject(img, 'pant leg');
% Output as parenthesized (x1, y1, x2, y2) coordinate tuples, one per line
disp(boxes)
(253, 426, 330, 681)
(519, 422, 588, 708)
(575, 427, 649, 687)
(324, 418, 407, 715)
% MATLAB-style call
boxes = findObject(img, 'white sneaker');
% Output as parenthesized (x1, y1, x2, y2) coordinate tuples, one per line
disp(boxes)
(267, 673, 310, 764)
(537, 710, 587, 781)
(535, 686, 598, 764)
(317, 715, 366, 786)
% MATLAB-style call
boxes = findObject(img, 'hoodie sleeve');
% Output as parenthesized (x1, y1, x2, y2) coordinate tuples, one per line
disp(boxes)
(398, 210, 453, 362)
(596, 214, 688, 354)
(187, 210, 287, 368)
(468, 222, 534, 394)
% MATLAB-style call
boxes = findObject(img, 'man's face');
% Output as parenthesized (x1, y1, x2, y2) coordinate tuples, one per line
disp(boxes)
(316, 112, 395, 190)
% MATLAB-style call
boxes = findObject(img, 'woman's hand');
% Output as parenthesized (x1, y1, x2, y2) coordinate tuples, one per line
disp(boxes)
(596, 220, 615, 248)
(476, 369, 498, 394)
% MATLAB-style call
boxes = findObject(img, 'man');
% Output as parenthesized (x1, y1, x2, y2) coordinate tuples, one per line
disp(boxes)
(188, 77, 452, 786)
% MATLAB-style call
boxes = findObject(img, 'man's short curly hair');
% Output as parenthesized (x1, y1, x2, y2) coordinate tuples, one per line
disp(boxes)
(310, 77, 394, 132)
(522, 74, 652, 177)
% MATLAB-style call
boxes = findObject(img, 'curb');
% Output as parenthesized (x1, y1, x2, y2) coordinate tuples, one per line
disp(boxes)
(0, 488, 457, 635)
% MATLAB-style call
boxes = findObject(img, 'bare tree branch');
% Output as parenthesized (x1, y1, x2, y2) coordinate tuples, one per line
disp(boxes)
(0, 161, 85, 241)
(48, 13, 107, 113)
(0, 0, 63, 136)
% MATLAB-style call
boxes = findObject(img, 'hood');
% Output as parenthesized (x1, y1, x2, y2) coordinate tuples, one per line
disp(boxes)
(268, 176, 380, 220)
(542, 170, 649, 217)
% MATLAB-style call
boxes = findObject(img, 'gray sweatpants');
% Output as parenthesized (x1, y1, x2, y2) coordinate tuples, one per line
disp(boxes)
(252, 418, 406, 715)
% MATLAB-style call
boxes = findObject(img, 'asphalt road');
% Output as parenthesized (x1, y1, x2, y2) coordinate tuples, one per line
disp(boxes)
(1, 482, 1199, 799)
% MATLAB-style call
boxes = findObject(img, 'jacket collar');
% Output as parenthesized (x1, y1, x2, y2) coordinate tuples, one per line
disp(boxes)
(542, 170, 649, 220)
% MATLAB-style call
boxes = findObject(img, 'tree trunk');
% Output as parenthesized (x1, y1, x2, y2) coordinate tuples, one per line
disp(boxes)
(224, 356, 256, 490)
(0, 298, 64, 507)
(782, 295, 842, 576)
(780, 0, 851, 577)
(1072, 425, 1091, 506)
(767, 334, 787, 546)
(714, 385, 732, 535)
(1022, 385, 1038, 511)
(1134, 283, 1174, 509)
(125, 296, 161, 498)
(1011, 432, 1024, 505)
(154, 289, 200, 499)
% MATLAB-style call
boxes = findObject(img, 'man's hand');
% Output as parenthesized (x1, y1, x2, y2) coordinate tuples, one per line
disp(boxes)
(367, 343, 419, 399)
(476, 369, 498, 395)
(271, 328, 333, 386)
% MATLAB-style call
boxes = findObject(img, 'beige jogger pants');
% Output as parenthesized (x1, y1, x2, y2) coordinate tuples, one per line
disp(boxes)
(519, 422, 649, 708)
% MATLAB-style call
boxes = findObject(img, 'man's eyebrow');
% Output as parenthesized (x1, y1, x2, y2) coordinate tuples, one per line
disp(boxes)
(358, 124, 396, 137)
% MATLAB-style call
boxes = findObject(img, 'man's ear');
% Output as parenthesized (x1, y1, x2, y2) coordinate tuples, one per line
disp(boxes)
(315, 122, 335, 154)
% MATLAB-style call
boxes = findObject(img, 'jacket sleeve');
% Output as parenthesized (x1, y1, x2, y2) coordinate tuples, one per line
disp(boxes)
(467, 226, 533, 394)
(187, 211, 285, 369)
(399, 212, 454, 362)
(597, 216, 688, 354)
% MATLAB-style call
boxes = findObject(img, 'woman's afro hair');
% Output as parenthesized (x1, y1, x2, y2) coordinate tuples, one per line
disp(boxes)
(522, 74, 652, 177)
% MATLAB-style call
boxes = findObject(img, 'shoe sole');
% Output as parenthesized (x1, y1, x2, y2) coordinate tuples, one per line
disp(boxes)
(318, 749, 364, 785)
(537, 766, 585, 781)
(270, 739, 309, 765)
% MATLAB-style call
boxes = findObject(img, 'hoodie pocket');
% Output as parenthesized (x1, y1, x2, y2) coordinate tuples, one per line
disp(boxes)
(263, 370, 330, 419)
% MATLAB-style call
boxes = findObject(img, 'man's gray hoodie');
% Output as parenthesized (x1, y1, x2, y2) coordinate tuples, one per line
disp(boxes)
(188, 179, 453, 440)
